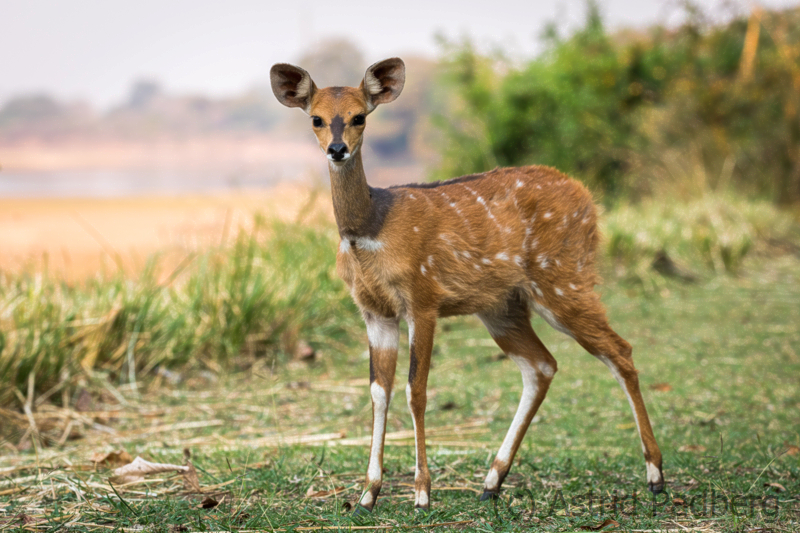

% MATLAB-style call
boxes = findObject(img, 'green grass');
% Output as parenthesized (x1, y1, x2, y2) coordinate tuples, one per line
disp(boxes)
(1, 250, 798, 531)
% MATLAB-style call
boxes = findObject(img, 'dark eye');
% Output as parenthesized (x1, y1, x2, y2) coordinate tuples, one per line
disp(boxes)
(312, 116, 323, 128)
(351, 114, 365, 126)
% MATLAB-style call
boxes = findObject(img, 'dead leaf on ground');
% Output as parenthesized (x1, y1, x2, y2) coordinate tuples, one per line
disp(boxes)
(91, 449, 133, 467)
(305, 486, 347, 499)
(109, 456, 189, 484)
(199, 496, 219, 509)
(649, 382, 672, 392)
(673, 498, 685, 505)
(679, 444, 706, 452)
(182, 461, 202, 493)
(580, 518, 619, 531)
(763, 482, 786, 492)
(783, 443, 799, 456)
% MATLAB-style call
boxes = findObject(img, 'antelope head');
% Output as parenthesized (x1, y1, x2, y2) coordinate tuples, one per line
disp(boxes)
(270, 58, 405, 166)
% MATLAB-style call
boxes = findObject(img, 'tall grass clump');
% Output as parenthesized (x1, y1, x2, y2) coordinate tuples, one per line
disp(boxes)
(603, 193, 798, 280)
(0, 219, 359, 409)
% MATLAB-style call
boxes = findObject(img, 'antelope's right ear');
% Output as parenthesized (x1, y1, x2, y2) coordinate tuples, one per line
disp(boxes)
(270, 63, 316, 113)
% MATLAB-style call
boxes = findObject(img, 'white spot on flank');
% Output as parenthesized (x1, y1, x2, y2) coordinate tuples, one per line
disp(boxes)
(477, 196, 486, 205)
(427, 255, 434, 266)
(515, 179, 524, 188)
(569, 283, 578, 290)
(365, 315, 399, 351)
(514, 255, 523, 266)
(495, 252, 509, 261)
(536, 184, 542, 189)
(409, 194, 416, 199)
(573, 211, 579, 218)
(538, 255, 549, 269)
(462, 251, 472, 259)
(450, 202, 457, 207)
(420, 264, 427, 275)
(474, 263, 482, 270)
(555, 287, 564, 296)
(413, 226, 419, 232)
(482, 258, 492, 265)
(367, 382, 388, 482)
(543, 212, 552, 219)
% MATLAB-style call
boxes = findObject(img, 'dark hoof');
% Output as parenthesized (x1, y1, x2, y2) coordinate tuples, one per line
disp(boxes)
(649, 479, 665, 495)
(353, 504, 372, 516)
(480, 490, 499, 502)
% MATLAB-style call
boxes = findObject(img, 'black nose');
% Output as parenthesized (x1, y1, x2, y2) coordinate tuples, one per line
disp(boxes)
(327, 143, 348, 161)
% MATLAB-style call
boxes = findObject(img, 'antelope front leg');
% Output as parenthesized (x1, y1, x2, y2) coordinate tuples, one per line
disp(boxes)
(358, 313, 399, 512)
(405, 312, 436, 511)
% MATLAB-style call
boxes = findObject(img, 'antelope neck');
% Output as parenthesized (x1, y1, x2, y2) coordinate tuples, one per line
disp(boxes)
(328, 151, 392, 239)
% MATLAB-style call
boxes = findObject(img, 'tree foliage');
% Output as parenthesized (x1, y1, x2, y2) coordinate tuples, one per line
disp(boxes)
(433, 3, 800, 204)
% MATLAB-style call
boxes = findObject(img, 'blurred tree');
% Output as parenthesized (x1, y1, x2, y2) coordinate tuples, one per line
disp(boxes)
(297, 38, 365, 87)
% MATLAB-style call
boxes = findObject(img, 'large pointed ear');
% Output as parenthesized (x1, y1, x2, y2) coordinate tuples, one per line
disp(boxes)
(361, 58, 405, 112)
(270, 63, 316, 113)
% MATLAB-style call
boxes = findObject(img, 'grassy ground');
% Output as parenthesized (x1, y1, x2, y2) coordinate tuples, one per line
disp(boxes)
(1, 250, 798, 531)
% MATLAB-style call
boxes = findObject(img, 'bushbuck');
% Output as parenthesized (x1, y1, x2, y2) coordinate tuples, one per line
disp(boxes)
(270, 57, 664, 512)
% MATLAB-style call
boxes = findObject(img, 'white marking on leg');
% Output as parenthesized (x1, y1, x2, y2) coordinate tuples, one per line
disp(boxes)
(416, 489, 429, 507)
(365, 315, 399, 351)
(367, 382, 388, 483)
(646, 462, 661, 484)
(405, 382, 419, 474)
(530, 300, 575, 339)
(359, 491, 373, 507)
(485, 355, 540, 491)
(598, 355, 645, 453)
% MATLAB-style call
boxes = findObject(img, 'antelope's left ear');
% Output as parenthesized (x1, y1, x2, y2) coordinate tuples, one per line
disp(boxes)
(361, 58, 405, 112)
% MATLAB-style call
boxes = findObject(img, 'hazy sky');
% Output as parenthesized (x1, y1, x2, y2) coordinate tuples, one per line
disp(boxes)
(1, 0, 797, 108)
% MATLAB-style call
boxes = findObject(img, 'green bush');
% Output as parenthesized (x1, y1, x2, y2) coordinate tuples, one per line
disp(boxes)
(433, 3, 800, 205)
